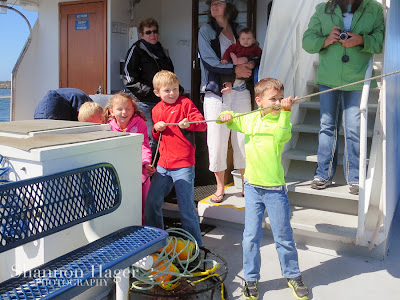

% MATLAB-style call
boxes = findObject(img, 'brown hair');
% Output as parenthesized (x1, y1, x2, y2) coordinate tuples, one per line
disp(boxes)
(325, 0, 362, 14)
(254, 78, 284, 98)
(239, 27, 255, 38)
(208, 3, 238, 23)
(153, 70, 180, 91)
(78, 102, 104, 122)
(104, 92, 146, 122)
(138, 17, 159, 34)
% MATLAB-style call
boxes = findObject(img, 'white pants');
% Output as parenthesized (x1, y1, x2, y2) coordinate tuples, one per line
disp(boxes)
(204, 89, 251, 172)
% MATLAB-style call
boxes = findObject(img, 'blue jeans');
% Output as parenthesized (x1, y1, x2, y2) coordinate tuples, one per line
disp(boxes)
(315, 85, 361, 185)
(144, 165, 202, 246)
(243, 184, 301, 281)
(137, 102, 157, 155)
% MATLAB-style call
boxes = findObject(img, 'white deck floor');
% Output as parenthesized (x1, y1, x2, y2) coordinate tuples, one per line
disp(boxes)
(161, 182, 400, 299)
(199, 203, 400, 299)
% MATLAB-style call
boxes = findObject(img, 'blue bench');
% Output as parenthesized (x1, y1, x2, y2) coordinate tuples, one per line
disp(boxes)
(0, 163, 167, 299)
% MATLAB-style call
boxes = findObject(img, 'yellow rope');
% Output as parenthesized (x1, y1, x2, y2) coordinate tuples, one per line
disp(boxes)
(191, 273, 225, 300)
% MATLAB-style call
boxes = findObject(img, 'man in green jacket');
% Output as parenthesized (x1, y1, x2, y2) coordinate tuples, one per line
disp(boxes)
(218, 78, 309, 300)
(302, 0, 384, 195)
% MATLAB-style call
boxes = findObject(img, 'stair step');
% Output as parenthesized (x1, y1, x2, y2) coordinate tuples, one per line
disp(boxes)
(284, 149, 345, 165)
(292, 123, 373, 137)
(286, 160, 348, 185)
(197, 185, 245, 224)
(264, 206, 357, 243)
(196, 185, 359, 247)
(285, 178, 359, 200)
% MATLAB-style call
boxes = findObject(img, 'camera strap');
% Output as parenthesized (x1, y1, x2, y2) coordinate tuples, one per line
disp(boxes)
(342, 49, 349, 63)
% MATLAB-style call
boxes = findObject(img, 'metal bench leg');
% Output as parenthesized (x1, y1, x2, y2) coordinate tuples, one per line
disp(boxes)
(115, 267, 130, 300)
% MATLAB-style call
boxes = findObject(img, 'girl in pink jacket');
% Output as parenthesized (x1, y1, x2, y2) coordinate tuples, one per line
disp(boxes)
(105, 92, 155, 225)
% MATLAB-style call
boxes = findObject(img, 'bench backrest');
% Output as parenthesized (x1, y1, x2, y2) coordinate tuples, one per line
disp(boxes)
(0, 163, 121, 253)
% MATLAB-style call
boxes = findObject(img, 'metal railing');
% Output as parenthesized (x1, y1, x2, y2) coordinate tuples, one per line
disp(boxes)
(357, 58, 374, 241)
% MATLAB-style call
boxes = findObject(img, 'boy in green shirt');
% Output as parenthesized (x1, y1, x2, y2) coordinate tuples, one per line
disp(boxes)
(218, 78, 309, 300)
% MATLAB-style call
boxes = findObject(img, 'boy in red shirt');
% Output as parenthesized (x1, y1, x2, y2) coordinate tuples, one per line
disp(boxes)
(145, 70, 207, 246)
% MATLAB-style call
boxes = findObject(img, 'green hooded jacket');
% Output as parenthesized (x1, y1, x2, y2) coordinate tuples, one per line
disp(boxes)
(302, 0, 384, 90)
(218, 110, 292, 187)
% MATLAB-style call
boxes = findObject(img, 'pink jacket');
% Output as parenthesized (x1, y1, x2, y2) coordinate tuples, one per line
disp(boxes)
(108, 115, 152, 183)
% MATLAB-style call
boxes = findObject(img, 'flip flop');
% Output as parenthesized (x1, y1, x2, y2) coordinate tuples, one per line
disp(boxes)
(210, 193, 225, 203)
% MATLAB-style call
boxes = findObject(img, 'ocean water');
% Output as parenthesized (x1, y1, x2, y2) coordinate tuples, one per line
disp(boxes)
(0, 89, 11, 122)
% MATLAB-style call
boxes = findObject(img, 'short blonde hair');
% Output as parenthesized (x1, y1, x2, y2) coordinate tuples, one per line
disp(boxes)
(254, 78, 284, 98)
(153, 70, 180, 91)
(78, 102, 104, 122)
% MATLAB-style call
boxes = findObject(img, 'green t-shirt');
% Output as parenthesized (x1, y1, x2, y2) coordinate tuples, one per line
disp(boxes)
(218, 110, 292, 187)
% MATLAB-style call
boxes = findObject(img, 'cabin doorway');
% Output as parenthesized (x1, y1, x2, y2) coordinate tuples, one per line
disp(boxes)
(190, 0, 256, 186)
(190, 0, 256, 104)
(59, 0, 107, 95)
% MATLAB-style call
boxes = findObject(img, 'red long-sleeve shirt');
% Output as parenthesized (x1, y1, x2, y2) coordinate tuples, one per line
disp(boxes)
(152, 96, 207, 169)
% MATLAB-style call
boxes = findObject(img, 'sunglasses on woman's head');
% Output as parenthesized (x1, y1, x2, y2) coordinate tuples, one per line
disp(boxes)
(143, 29, 159, 35)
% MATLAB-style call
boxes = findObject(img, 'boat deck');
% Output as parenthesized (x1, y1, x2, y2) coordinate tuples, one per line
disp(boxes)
(200, 206, 400, 300)
(162, 187, 400, 299)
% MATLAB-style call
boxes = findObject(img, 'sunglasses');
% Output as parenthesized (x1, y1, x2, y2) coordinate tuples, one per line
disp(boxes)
(143, 29, 159, 35)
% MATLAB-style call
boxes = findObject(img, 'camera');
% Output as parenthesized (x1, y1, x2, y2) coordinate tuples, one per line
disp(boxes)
(338, 30, 349, 40)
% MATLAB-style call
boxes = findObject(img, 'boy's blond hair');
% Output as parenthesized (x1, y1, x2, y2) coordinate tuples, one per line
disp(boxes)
(153, 70, 180, 91)
(78, 101, 104, 122)
(254, 78, 284, 98)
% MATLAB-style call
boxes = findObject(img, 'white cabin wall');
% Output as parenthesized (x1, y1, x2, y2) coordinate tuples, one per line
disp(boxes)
(12, 0, 288, 119)
(160, 0, 192, 94)
(108, 0, 130, 93)
(13, 0, 145, 119)
(13, 0, 60, 121)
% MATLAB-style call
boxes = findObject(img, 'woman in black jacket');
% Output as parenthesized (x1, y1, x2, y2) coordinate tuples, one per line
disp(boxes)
(123, 17, 174, 153)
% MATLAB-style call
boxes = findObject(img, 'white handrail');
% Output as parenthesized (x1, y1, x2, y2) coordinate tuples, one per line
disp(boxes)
(357, 58, 373, 240)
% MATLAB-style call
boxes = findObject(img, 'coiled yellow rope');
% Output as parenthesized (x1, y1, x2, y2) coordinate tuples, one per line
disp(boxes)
(130, 228, 226, 299)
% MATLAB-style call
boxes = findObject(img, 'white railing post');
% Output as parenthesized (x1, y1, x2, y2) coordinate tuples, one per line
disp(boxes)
(356, 58, 373, 243)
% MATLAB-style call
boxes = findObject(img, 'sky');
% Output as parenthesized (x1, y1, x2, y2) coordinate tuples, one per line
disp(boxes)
(0, 4, 38, 81)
